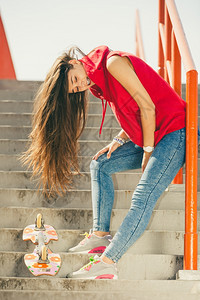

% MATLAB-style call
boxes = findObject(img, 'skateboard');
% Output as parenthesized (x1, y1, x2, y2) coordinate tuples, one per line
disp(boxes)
(22, 213, 61, 276)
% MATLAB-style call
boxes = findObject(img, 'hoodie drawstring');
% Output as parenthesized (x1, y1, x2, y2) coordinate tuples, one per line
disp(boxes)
(99, 99, 108, 136)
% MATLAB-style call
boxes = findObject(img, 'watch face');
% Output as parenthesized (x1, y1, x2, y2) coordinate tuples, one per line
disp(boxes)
(143, 146, 154, 152)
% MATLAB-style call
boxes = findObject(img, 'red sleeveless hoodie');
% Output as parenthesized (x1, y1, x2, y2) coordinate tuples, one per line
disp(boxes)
(79, 45, 186, 148)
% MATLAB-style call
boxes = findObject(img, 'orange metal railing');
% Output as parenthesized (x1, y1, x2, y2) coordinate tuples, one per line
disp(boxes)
(158, 0, 198, 270)
(135, 10, 146, 61)
(0, 14, 16, 79)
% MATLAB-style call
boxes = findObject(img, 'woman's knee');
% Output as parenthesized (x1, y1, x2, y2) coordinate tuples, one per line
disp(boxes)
(90, 156, 110, 180)
(90, 154, 112, 176)
(90, 159, 101, 171)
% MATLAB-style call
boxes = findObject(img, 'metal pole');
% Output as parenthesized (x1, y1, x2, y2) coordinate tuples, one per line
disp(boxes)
(158, 0, 165, 77)
(135, 10, 145, 61)
(171, 31, 183, 184)
(184, 69, 198, 270)
(164, 5, 171, 83)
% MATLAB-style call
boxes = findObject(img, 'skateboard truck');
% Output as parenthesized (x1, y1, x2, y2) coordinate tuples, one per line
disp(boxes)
(36, 232, 50, 264)
(23, 213, 61, 276)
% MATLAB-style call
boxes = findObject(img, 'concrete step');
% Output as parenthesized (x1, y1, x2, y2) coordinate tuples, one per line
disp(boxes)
(1, 289, 200, 300)
(0, 98, 199, 119)
(1, 123, 199, 140)
(0, 154, 140, 172)
(0, 113, 120, 128)
(0, 290, 199, 300)
(0, 113, 33, 126)
(0, 79, 198, 101)
(0, 100, 113, 114)
(0, 185, 195, 210)
(0, 79, 41, 88)
(1, 140, 199, 158)
(0, 251, 184, 279)
(2, 99, 200, 116)
(0, 90, 37, 101)
(0, 207, 195, 231)
(0, 100, 33, 113)
(0, 79, 195, 94)
(0, 126, 120, 140)
(0, 171, 144, 190)
(0, 80, 41, 97)
(0, 139, 109, 155)
(0, 170, 199, 191)
(1, 228, 200, 255)
(0, 80, 199, 101)
(0, 290, 128, 300)
(0, 139, 199, 158)
(0, 153, 200, 172)
(0, 80, 95, 101)
(0, 112, 199, 128)
(1, 277, 200, 294)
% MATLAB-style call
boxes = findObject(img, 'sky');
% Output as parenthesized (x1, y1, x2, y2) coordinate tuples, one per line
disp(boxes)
(0, 0, 199, 82)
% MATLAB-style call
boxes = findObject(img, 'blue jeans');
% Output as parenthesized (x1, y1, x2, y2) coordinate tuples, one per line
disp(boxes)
(90, 127, 199, 263)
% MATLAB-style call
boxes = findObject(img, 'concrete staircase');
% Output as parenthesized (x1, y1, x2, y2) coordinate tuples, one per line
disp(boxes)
(0, 80, 200, 300)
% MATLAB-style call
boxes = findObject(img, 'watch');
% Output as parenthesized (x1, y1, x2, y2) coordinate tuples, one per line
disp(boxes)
(143, 146, 154, 153)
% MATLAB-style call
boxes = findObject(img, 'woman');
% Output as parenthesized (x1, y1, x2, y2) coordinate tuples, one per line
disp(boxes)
(22, 45, 199, 280)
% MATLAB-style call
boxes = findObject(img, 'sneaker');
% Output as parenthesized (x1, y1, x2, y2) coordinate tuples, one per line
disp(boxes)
(66, 255, 118, 279)
(68, 230, 112, 254)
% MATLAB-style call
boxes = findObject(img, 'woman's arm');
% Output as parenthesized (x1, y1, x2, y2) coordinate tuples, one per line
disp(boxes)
(116, 129, 129, 140)
(106, 55, 156, 150)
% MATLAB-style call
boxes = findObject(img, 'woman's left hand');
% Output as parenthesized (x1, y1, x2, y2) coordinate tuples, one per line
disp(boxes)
(142, 152, 152, 173)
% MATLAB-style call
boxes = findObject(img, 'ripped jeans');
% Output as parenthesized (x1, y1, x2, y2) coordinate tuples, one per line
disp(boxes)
(90, 127, 199, 263)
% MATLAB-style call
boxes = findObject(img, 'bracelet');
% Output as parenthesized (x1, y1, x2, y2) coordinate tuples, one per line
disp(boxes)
(113, 136, 127, 146)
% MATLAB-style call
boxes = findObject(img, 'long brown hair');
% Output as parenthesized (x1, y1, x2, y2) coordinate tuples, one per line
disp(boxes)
(20, 47, 88, 197)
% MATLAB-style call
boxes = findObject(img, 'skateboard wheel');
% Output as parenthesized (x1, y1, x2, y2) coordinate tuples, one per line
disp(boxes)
(41, 245, 47, 261)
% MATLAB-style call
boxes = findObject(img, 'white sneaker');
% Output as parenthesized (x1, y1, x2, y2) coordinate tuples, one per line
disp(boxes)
(68, 230, 112, 254)
(66, 255, 118, 279)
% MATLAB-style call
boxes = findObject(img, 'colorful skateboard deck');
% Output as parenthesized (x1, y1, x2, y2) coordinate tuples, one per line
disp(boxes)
(23, 224, 58, 244)
(23, 214, 61, 276)
(24, 248, 61, 276)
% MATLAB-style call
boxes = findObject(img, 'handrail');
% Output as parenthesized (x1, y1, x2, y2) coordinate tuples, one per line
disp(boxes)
(135, 9, 145, 61)
(158, 0, 198, 270)
(166, 0, 196, 72)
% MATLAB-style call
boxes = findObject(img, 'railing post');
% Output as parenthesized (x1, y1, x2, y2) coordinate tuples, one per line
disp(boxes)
(158, 0, 165, 77)
(171, 30, 181, 95)
(171, 30, 183, 184)
(184, 69, 198, 270)
(158, 0, 199, 274)
(135, 10, 145, 61)
(164, 5, 172, 83)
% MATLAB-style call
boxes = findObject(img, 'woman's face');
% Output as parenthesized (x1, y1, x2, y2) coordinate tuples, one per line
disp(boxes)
(68, 60, 93, 93)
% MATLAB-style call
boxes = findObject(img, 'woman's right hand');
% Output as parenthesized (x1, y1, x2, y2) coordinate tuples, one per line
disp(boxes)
(92, 140, 121, 160)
